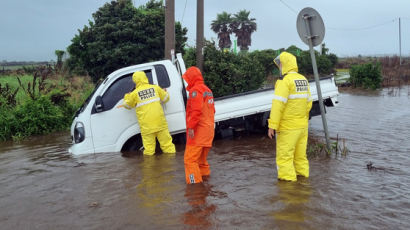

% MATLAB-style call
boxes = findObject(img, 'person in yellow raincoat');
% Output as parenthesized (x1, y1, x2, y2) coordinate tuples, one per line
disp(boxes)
(268, 52, 312, 182)
(122, 71, 176, 155)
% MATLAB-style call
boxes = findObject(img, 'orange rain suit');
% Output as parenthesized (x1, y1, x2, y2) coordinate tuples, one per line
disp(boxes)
(182, 67, 215, 184)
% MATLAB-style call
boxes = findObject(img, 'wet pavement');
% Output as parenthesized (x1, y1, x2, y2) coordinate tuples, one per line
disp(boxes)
(1, 87, 410, 229)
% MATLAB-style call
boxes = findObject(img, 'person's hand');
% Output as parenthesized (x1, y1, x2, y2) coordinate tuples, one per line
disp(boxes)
(268, 128, 276, 139)
(188, 128, 194, 139)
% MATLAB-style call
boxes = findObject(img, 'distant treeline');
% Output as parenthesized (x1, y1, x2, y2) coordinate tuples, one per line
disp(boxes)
(1, 61, 50, 67)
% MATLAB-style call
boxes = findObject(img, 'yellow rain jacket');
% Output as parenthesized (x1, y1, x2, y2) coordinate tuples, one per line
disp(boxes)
(123, 71, 170, 135)
(268, 52, 313, 131)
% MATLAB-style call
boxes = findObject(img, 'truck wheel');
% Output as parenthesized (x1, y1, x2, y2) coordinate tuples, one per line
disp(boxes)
(121, 134, 143, 157)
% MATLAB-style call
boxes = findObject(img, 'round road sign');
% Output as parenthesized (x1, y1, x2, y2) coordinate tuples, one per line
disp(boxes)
(296, 7, 325, 47)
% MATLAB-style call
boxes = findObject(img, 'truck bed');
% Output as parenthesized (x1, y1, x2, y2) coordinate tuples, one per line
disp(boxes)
(214, 77, 339, 122)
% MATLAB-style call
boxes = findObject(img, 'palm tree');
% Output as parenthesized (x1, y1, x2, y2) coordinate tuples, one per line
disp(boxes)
(54, 50, 65, 70)
(211, 12, 233, 50)
(231, 10, 257, 51)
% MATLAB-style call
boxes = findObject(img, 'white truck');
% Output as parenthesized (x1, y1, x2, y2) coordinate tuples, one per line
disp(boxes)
(69, 54, 339, 155)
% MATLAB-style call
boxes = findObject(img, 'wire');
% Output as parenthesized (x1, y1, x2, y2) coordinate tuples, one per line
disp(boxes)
(181, 0, 188, 23)
(328, 18, 398, 31)
(279, 0, 297, 14)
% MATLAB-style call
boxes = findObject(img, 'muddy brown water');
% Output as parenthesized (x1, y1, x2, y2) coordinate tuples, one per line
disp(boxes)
(1, 87, 410, 230)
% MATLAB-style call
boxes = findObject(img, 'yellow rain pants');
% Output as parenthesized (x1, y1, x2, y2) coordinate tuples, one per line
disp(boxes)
(276, 128, 309, 181)
(141, 129, 176, 155)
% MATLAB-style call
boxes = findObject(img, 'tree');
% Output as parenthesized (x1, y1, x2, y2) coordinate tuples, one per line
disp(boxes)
(67, 0, 188, 82)
(54, 50, 65, 69)
(211, 12, 233, 50)
(231, 10, 257, 51)
(321, 43, 329, 55)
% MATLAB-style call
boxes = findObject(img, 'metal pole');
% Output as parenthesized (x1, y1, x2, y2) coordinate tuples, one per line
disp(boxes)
(399, 17, 402, 65)
(165, 0, 175, 60)
(303, 14, 331, 150)
(196, 0, 204, 72)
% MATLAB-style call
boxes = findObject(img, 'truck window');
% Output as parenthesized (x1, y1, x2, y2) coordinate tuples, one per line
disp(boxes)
(154, 64, 171, 88)
(92, 70, 153, 113)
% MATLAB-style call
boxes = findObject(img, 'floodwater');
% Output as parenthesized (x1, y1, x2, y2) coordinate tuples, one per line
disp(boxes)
(1, 87, 410, 230)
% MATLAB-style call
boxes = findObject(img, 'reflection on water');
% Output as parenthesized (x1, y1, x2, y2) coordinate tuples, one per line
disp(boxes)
(183, 183, 216, 229)
(136, 154, 178, 219)
(0, 87, 410, 229)
(271, 180, 312, 229)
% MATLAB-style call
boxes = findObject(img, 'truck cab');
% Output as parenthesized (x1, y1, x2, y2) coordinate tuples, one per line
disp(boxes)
(70, 55, 188, 155)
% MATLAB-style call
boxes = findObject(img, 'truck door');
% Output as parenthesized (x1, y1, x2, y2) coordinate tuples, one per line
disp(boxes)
(153, 64, 186, 134)
(89, 69, 154, 152)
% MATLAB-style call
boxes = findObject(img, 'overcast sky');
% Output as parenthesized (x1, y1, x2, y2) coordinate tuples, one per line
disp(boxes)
(1, 0, 410, 61)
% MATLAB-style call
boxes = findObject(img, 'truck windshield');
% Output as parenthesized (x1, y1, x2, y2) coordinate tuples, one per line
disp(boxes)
(74, 81, 102, 117)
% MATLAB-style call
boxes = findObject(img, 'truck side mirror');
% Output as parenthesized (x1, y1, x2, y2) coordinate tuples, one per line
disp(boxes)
(94, 95, 104, 113)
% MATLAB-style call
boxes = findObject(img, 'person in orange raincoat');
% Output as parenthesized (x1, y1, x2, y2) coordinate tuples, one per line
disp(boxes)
(182, 67, 215, 184)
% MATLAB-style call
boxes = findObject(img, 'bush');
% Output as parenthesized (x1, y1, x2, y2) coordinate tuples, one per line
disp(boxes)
(0, 72, 94, 141)
(0, 106, 14, 141)
(184, 42, 265, 97)
(285, 45, 337, 77)
(12, 96, 66, 138)
(349, 62, 382, 89)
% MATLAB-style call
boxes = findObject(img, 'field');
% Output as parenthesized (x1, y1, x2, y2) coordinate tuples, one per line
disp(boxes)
(0, 75, 39, 102)
(0, 73, 95, 107)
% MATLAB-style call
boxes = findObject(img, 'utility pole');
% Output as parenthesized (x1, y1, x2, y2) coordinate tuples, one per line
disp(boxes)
(399, 17, 402, 65)
(165, 0, 175, 60)
(196, 0, 204, 72)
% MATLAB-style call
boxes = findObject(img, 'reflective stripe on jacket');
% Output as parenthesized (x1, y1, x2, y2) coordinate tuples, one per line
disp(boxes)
(268, 52, 313, 131)
(123, 71, 170, 135)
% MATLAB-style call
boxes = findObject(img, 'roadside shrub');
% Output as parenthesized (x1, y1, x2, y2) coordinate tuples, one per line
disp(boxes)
(0, 106, 15, 141)
(184, 42, 265, 97)
(0, 83, 18, 107)
(12, 96, 66, 138)
(349, 62, 382, 89)
(248, 49, 277, 76)
(0, 71, 94, 141)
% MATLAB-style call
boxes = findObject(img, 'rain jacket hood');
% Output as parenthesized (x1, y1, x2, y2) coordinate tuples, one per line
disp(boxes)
(183, 67, 204, 91)
(276, 52, 299, 76)
(132, 71, 149, 87)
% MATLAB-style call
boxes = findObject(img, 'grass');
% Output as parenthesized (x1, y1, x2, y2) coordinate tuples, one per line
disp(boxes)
(0, 75, 38, 102)
(0, 74, 95, 107)
(307, 134, 349, 158)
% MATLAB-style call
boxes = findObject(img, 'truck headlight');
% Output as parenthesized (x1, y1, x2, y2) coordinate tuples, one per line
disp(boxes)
(74, 122, 85, 143)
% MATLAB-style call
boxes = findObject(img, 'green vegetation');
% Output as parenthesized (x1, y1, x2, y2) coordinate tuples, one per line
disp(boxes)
(67, 0, 188, 83)
(286, 44, 338, 76)
(184, 41, 265, 98)
(337, 56, 410, 87)
(0, 67, 94, 141)
(350, 62, 382, 89)
(307, 134, 349, 158)
(184, 42, 338, 97)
